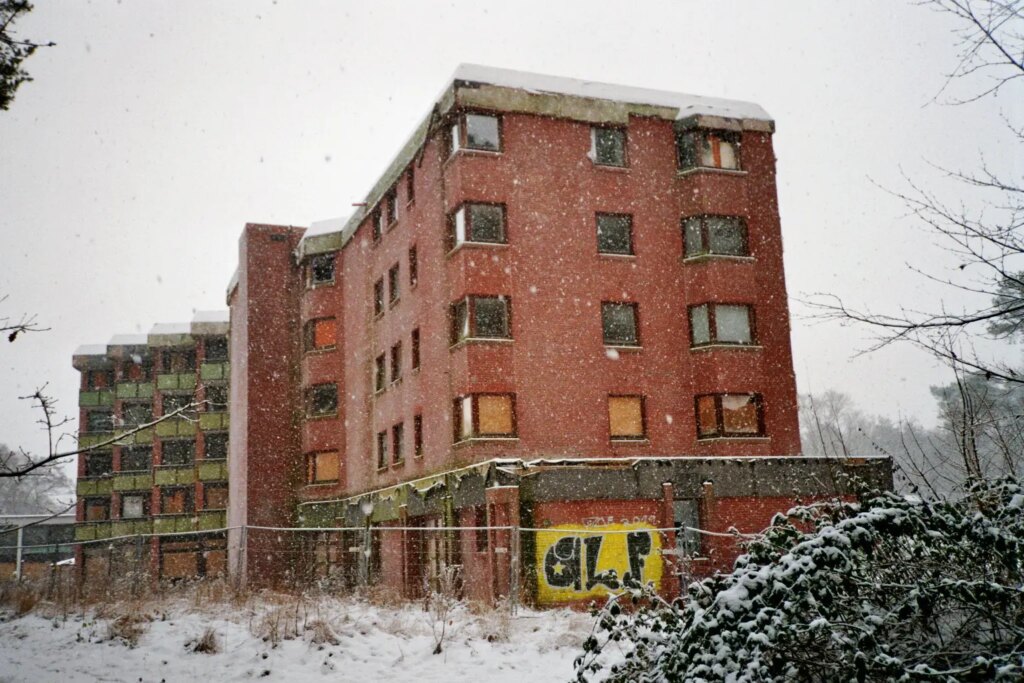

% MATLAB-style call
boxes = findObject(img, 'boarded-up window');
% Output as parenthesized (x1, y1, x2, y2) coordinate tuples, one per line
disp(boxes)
(84, 498, 109, 521)
(125, 361, 150, 381)
(88, 370, 113, 389)
(722, 395, 761, 434)
(608, 396, 645, 439)
(204, 549, 227, 576)
(204, 484, 228, 509)
(306, 318, 337, 351)
(122, 495, 147, 519)
(161, 550, 198, 579)
(160, 487, 193, 514)
(696, 395, 719, 437)
(478, 395, 514, 436)
(308, 451, 339, 483)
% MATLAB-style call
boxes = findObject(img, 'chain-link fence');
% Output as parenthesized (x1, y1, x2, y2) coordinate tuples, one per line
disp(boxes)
(2, 522, 734, 610)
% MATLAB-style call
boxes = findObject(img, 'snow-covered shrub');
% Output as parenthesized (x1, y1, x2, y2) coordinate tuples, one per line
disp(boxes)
(576, 478, 1024, 682)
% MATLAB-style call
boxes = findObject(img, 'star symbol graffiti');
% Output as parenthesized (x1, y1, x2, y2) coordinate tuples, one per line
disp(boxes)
(552, 561, 565, 576)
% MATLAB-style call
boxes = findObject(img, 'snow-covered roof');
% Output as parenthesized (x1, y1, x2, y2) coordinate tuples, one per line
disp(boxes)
(451, 64, 772, 122)
(305, 216, 349, 240)
(149, 322, 191, 335)
(108, 333, 149, 346)
(192, 310, 229, 324)
(72, 343, 108, 356)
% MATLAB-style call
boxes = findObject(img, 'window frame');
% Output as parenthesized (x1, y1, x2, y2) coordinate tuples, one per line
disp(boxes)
(204, 337, 229, 362)
(607, 394, 647, 441)
(384, 187, 398, 227)
(306, 450, 340, 485)
(376, 430, 388, 471)
(374, 354, 386, 393)
(411, 328, 421, 370)
(688, 303, 756, 347)
(694, 393, 765, 439)
(87, 369, 114, 389)
(84, 409, 113, 434)
(120, 446, 152, 472)
(390, 342, 402, 384)
(203, 483, 229, 510)
(84, 451, 113, 477)
(120, 494, 149, 519)
(596, 212, 635, 256)
(591, 126, 628, 168)
(204, 384, 229, 412)
(159, 486, 194, 515)
(676, 129, 742, 171)
(308, 252, 336, 288)
(405, 165, 415, 204)
(160, 439, 195, 467)
(414, 414, 423, 457)
(682, 214, 750, 259)
(408, 245, 418, 287)
(453, 393, 517, 442)
(449, 202, 507, 249)
(204, 432, 228, 460)
(388, 263, 400, 305)
(371, 208, 383, 243)
(84, 497, 111, 522)
(304, 316, 338, 353)
(392, 422, 404, 465)
(601, 301, 641, 347)
(373, 278, 385, 317)
(450, 295, 512, 345)
(305, 383, 338, 418)
(449, 111, 503, 155)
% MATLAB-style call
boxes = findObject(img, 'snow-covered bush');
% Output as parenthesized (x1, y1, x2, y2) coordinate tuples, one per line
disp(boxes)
(576, 478, 1024, 682)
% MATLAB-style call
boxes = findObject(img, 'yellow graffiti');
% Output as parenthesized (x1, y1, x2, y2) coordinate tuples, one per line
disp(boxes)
(534, 523, 662, 605)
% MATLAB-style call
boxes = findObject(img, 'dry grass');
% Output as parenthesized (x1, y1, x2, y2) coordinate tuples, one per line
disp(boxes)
(186, 626, 221, 654)
(305, 618, 339, 645)
(106, 612, 149, 648)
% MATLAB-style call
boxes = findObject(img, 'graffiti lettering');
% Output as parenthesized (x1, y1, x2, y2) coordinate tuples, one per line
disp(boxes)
(583, 536, 619, 590)
(539, 527, 657, 603)
(542, 536, 581, 590)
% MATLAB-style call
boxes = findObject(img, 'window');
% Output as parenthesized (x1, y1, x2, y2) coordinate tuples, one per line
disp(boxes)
(411, 328, 420, 369)
(305, 317, 337, 352)
(84, 497, 110, 522)
(161, 440, 195, 467)
(121, 446, 152, 472)
(596, 213, 633, 255)
(674, 499, 702, 558)
(123, 402, 153, 427)
(85, 409, 112, 433)
(414, 414, 423, 457)
(454, 394, 516, 441)
(205, 433, 228, 460)
(392, 423, 404, 464)
(450, 112, 501, 154)
(591, 127, 627, 167)
(451, 295, 511, 344)
(390, 342, 402, 383)
(373, 278, 384, 317)
(205, 385, 228, 411)
(87, 369, 113, 389)
(307, 451, 339, 484)
(406, 166, 415, 204)
(451, 203, 506, 247)
(205, 337, 229, 361)
(374, 354, 386, 392)
(204, 484, 229, 510)
(162, 394, 193, 416)
(306, 383, 338, 417)
(124, 360, 150, 382)
(372, 209, 383, 242)
(695, 393, 764, 438)
(408, 246, 418, 286)
(689, 304, 754, 346)
(385, 187, 398, 226)
(677, 130, 741, 170)
(608, 395, 646, 440)
(388, 264, 400, 304)
(160, 487, 193, 515)
(84, 451, 112, 477)
(309, 253, 335, 286)
(683, 215, 748, 258)
(121, 495, 148, 519)
(376, 431, 388, 470)
(602, 302, 639, 346)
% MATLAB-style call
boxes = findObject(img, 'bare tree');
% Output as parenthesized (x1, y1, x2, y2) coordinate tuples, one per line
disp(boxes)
(0, 294, 47, 342)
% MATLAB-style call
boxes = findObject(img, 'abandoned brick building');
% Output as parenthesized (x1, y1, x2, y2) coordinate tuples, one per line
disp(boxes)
(72, 313, 231, 582)
(73, 66, 888, 603)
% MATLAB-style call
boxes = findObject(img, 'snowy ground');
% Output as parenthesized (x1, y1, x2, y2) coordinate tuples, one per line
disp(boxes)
(0, 593, 593, 682)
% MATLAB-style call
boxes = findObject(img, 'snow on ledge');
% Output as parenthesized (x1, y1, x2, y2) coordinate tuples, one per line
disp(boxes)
(452, 64, 772, 122)
(192, 310, 229, 324)
(72, 343, 108, 356)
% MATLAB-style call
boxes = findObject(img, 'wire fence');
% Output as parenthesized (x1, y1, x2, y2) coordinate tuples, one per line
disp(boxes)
(2, 522, 738, 610)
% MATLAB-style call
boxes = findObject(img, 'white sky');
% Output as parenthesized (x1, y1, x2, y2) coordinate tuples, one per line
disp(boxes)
(1, 1, 1020, 472)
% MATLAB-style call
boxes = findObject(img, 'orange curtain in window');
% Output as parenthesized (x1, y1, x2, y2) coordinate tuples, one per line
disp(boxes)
(478, 395, 513, 435)
(314, 318, 337, 348)
(608, 396, 644, 438)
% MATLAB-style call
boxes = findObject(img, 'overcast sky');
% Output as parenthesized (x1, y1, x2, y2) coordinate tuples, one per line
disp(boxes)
(1, 1, 1019, 472)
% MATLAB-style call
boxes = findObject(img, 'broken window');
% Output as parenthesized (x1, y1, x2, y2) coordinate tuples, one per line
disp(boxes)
(414, 414, 423, 457)
(85, 410, 113, 433)
(454, 394, 516, 441)
(385, 187, 398, 225)
(608, 395, 646, 440)
(695, 393, 764, 438)
(84, 451, 112, 477)
(375, 354, 386, 393)
(121, 446, 152, 472)
(390, 343, 402, 383)
(309, 252, 335, 287)
(392, 422, 404, 464)
(306, 383, 338, 417)
(408, 246, 418, 286)
(161, 440, 195, 467)
(205, 385, 228, 412)
(677, 130, 741, 170)
(388, 263, 400, 304)
(450, 113, 501, 154)
(374, 278, 384, 316)
(205, 433, 228, 460)
(205, 337, 229, 362)
(451, 295, 511, 344)
(162, 394, 193, 416)
(376, 430, 388, 470)
(451, 203, 506, 247)
(596, 213, 633, 255)
(683, 215, 748, 258)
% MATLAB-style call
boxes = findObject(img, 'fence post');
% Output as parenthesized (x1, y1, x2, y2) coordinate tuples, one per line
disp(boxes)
(14, 525, 23, 581)
(510, 523, 520, 615)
